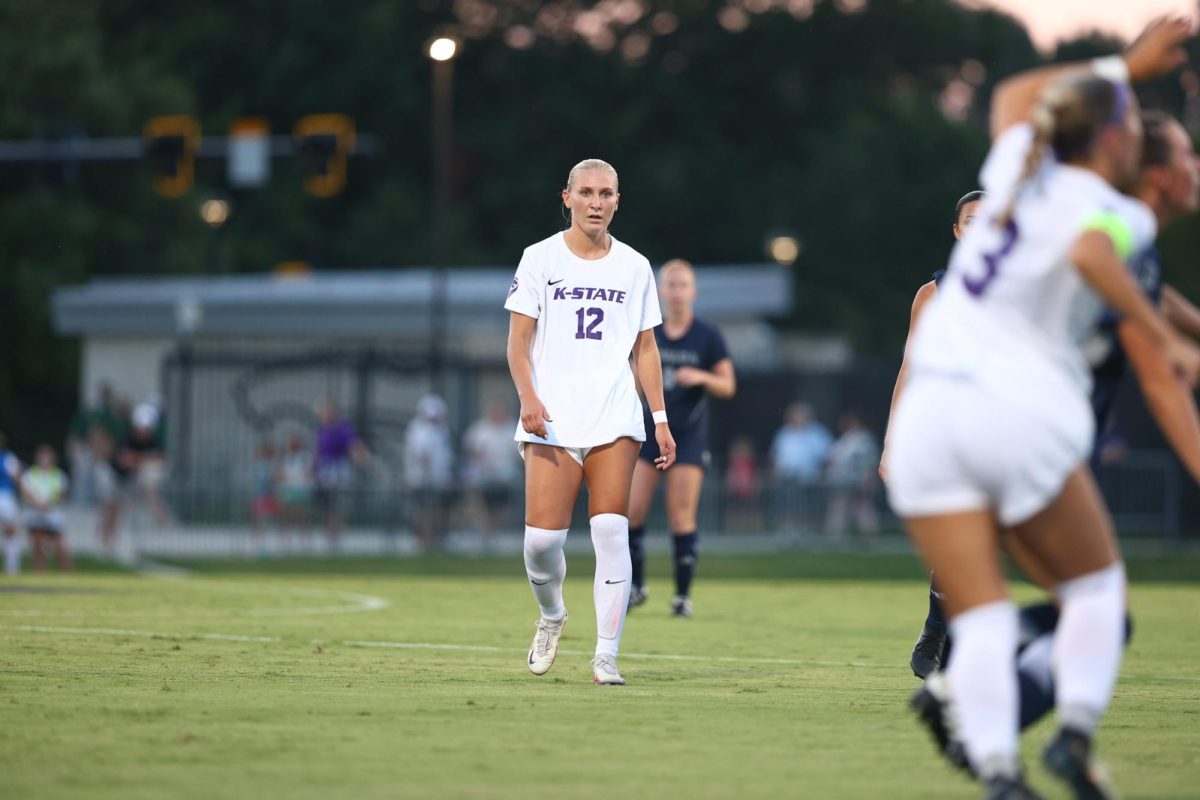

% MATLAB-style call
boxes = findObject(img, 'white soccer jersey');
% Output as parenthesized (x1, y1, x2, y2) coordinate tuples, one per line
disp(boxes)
(505, 231, 662, 449)
(909, 123, 1157, 404)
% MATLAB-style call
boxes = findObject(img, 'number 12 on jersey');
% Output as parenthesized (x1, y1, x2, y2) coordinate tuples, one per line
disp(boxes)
(575, 307, 604, 340)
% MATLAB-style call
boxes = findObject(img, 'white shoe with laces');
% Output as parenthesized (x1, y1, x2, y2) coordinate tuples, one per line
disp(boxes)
(527, 612, 567, 675)
(591, 653, 625, 685)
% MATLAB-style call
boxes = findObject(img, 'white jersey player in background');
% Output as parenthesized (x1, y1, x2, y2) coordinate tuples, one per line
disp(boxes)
(886, 18, 1199, 800)
(506, 158, 675, 686)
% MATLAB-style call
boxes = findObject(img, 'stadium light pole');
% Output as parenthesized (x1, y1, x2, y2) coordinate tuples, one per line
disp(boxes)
(427, 35, 460, 396)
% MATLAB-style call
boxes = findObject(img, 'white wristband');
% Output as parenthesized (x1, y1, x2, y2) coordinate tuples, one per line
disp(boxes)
(652, 410, 668, 425)
(1092, 55, 1130, 84)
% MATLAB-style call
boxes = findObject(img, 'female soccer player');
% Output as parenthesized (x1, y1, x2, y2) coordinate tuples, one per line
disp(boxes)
(918, 102, 1200, 795)
(886, 18, 1199, 798)
(506, 158, 675, 686)
(626, 259, 735, 617)
(881, 190, 984, 678)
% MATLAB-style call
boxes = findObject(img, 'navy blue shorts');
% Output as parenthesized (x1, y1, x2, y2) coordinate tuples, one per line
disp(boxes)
(640, 430, 710, 470)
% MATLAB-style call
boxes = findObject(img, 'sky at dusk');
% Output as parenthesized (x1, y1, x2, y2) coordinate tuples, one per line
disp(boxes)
(967, 0, 1199, 50)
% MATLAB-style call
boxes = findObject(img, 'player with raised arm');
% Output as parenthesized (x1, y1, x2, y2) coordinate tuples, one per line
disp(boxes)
(626, 259, 736, 618)
(886, 17, 1199, 800)
(913, 40, 1200, 792)
(506, 158, 675, 686)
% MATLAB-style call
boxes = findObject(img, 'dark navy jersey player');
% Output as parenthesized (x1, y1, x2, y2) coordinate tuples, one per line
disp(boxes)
(879, 190, 984, 678)
(642, 311, 729, 467)
(627, 259, 736, 617)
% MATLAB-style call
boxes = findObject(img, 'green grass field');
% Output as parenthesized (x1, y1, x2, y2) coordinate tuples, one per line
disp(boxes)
(2, 552, 1198, 799)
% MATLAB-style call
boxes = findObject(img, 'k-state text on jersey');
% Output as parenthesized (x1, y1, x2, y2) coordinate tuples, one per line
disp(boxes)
(552, 286, 628, 303)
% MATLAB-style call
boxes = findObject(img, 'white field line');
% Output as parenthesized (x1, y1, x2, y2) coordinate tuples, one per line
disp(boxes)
(4, 624, 1196, 683)
(245, 589, 390, 616)
(0, 623, 278, 643)
(0, 586, 390, 618)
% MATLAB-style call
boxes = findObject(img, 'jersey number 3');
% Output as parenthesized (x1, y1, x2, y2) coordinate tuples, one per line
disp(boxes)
(575, 307, 604, 340)
(964, 219, 1019, 297)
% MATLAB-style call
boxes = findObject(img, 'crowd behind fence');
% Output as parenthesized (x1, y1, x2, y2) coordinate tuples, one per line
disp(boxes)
(48, 345, 1192, 560)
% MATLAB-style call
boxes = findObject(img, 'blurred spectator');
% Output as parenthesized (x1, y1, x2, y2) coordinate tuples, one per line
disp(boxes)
(404, 394, 455, 552)
(249, 439, 280, 555)
(723, 436, 762, 532)
(0, 433, 22, 575)
(313, 399, 371, 550)
(66, 383, 127, 507)
(824, 413, 880, 539)
(769, 403, 833, 531)
(462, 402, 521, 546)
(22, 445, 72, 572)
(277, 433, 314, 550)
(129, 402, 169, 526)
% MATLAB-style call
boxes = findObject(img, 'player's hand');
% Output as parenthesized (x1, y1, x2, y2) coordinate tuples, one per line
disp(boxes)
(877, 452, 889, 484)
(654, 424, 676, 470)
(1124, 16, 1194, 83)
(520, 396, 553, 439)
(673, 366, 707, 388)
(1165, 333, 1200, 387)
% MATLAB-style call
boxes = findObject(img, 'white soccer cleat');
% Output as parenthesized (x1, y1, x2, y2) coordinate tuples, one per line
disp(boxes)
(591, 654, 625, 685)
(527, 612, 567, 675)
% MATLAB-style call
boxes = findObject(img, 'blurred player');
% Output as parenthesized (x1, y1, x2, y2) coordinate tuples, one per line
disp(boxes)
(886, 18, 1199, 799)
(22, 445, 71, 573)
(917, 96, 1200, 790)
(899, 114, 1200, 681)
(0, 433, 22, 575)
(627, 259, 735, 617)
(506, 158, 675, 686)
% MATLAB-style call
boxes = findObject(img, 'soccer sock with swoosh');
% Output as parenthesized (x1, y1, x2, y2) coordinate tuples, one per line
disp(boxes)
(523, 525, 567, 621)
(591, 513, 631, 658)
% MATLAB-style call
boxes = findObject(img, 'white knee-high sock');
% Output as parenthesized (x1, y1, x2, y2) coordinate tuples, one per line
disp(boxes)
(591, 513, 631, 658)
(523, 525, 567, 621)
(4, 534, 20, 575)
(1053, 563, 1126, 735)
(946, 600, 1020, 780)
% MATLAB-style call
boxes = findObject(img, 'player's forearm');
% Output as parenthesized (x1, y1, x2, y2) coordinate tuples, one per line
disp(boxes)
(1126, 324, 1200, 483)
(506, 333, 538, 400)
(702, 369, 736, 398)
(883, 359, 910, 448)
(1075, 235, 1171, 350)
(1142, 377, 1200, 484)
(991, 63, 1087, 139)
(1162, 285, 1200, 340)
(635, 348, 667, 412)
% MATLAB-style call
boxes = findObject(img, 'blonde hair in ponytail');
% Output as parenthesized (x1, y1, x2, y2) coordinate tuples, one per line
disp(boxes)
(996, 87, 1062, 227)
(996, 73, 1131, 228)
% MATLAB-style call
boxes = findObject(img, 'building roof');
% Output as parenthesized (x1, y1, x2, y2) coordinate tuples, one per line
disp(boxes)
(52, 266, 792, 338)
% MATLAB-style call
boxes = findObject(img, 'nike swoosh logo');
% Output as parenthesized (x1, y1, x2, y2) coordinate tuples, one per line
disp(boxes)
(530, 578, 552, 586)
(528, 650, 536, 665)
(604, 579, 627, 585)
(548, 278, 565, 286)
